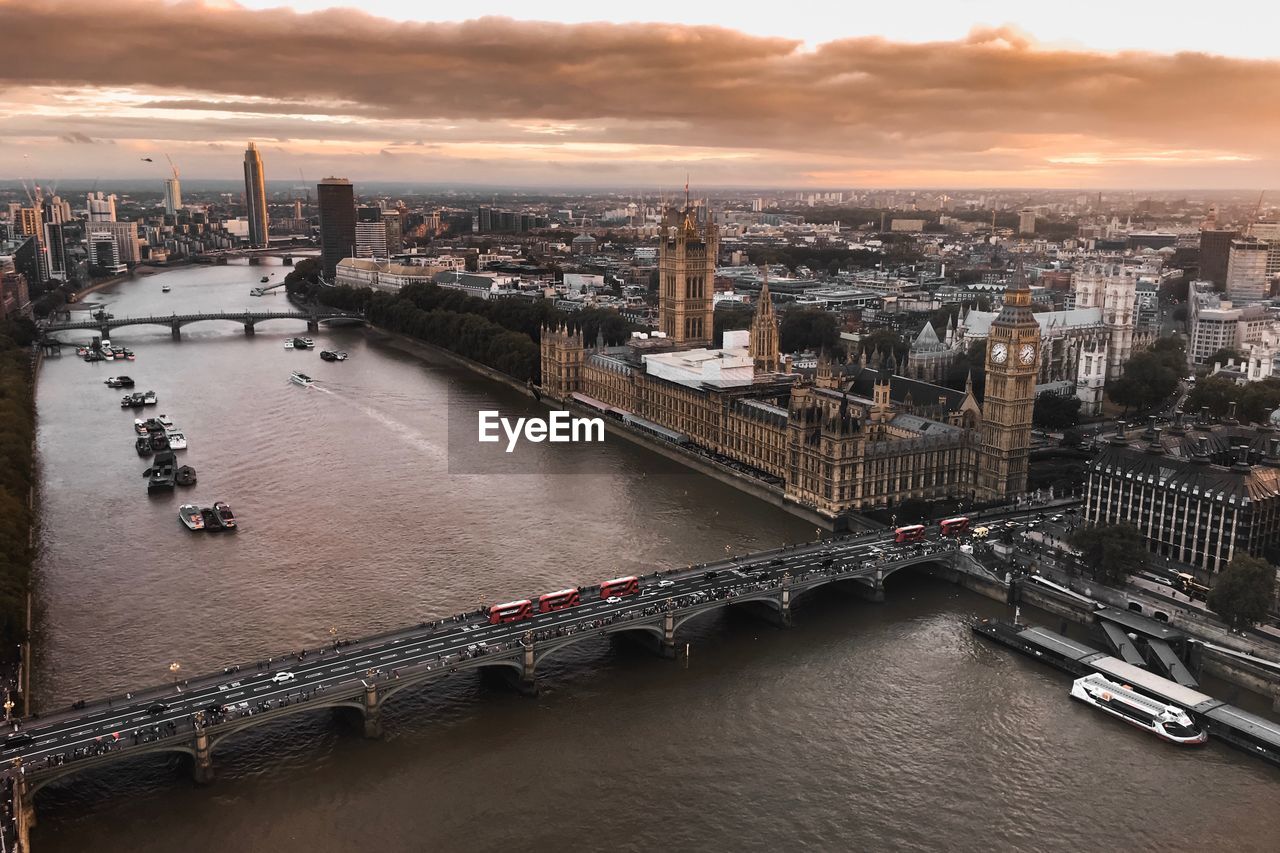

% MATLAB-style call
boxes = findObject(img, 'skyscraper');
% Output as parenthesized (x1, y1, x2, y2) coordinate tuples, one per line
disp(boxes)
(86, 191, 117, 222)
(1226, 237, 1269, 304)
(242, 142, 269, 248)
(355, 205, 388, 260)
(317, 178, 355, 281)
(164, 176, 182, 216)
(1198, 228, 1237, 288)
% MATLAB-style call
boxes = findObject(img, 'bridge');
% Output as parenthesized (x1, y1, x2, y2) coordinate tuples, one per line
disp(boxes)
(192, 245, 317, 266)
(0, 506, 1060, 842)
(41, 308, 364, 341)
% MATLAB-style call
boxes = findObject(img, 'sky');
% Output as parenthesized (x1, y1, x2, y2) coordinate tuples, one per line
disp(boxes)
(3, 0, 1279, 190)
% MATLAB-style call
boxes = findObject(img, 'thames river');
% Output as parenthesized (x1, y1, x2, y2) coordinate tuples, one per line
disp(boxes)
(30, 263, 1280, 851)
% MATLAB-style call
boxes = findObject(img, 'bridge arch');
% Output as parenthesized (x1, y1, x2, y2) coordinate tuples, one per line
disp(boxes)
(25, 741, 196, 797)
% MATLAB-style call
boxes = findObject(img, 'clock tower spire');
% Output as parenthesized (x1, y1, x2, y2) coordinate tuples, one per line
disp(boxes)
(977, 262, 1039, 501)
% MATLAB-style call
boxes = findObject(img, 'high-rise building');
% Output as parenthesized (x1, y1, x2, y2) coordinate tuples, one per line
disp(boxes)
(977, 270, 1039, 501)
(86, 191, 117, 222)
(317, 178, 355, 281)
(15, 207, 39, 237)
(1198, 228, 1237, 287)
(658, 203, 717, 347)
(242, 142, 269, 248)
(1226, 237, 1269, 304)
(164, 177, 182, 216)
(1018, 208, 1037, 234)
(355, 205, 388, 260)
(89, 231, 125, 273)
(1249, 220, 1280, 277)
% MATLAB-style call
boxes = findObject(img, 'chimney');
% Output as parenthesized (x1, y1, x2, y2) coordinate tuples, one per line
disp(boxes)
(1224, 401, 1239, 425)
(1232, 444, 1251, 471)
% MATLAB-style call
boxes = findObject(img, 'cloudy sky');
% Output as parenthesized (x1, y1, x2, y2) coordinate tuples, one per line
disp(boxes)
(3, 0, 1279, 189)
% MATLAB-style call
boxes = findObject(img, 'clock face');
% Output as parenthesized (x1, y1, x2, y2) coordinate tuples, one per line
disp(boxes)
(1019, 343, 1036, 365)
(991, 343, 1008, 364)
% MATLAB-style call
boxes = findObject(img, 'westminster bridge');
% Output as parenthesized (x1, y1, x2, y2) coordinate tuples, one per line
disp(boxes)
(0, 505, 1067, 844)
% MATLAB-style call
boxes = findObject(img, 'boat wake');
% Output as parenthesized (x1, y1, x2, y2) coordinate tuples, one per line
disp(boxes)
(308, 385, 446, 463)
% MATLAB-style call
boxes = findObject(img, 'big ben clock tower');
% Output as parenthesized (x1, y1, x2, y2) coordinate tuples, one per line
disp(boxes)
(977, 266, 1040, 501)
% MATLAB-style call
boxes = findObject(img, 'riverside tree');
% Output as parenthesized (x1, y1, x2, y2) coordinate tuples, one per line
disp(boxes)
(1207, 554, 1277, 630)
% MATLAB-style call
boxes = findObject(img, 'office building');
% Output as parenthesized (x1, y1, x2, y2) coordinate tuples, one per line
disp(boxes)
(86, 191, 117, 223)
(242, 142, 269, 248)
(1226, 237, 1269, 304)
(1249, 221, 1280, 277)
(89, 231, 126, 273)
(317, 178, 356, 281)
(164, 177, 182, 216)
(1018, 208, 1037, 235)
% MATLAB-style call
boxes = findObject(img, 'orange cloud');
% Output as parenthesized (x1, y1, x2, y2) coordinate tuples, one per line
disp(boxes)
(2, 1, 1278, 186)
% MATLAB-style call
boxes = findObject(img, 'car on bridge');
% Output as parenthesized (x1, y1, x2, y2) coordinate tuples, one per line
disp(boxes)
(147, 703, 168, 716)
(272, 671, 296, 684)
(605, 596, 623, 604)
(657, 579, 675, 588)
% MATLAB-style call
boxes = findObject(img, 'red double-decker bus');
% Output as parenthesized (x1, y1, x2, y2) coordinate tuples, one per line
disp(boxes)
(894, 524, 926, 543)
(488, 599, 533, 624)
(940, 516, 970, 536)
(599, 576, 640, 599)
(538, 588, 581, 613)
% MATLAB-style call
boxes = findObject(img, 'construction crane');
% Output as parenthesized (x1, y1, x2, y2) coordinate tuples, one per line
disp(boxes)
(1246, 191, 1266, 235)
(164, 153, 179, 181)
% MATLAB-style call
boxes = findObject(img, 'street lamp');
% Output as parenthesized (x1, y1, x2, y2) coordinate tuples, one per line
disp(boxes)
(169, 661, 181, 687)
(3, 692, 13, 723)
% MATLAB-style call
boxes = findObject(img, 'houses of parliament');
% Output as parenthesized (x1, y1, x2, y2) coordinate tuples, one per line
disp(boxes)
(539, 204, 1039, 519)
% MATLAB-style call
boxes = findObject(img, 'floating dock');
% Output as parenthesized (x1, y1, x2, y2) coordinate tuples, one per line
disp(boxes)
(974, 619, 1280, 767)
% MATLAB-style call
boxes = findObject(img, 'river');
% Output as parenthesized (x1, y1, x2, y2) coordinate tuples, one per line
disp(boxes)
(30, 263, 1280, 851)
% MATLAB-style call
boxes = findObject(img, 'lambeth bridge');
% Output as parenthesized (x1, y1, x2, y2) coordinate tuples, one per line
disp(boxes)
(0, 505, 1064, 841)
(41, 308, 365, 341)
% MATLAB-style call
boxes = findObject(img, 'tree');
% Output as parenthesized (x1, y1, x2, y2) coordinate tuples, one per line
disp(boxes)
(779, 308, 839, 354)
(1068, 523, 1147, 585)
(1206, 347, 1240, 369)
(1107, 348, 1180, 412)
(1207, 555, 1277, 630)
(1184, 375, 1237, 418)
(1033, 394, 1082, 429)
(713, 304, 754, 347)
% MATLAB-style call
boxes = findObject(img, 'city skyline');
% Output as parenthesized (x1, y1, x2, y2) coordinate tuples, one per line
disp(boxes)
(3, 1, 1279, 190)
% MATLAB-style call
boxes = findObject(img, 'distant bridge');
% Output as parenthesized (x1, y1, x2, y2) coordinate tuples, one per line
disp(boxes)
(42, 308, 364, 341)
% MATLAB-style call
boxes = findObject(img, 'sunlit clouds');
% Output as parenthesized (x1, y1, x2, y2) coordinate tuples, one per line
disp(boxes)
(2, 0, 1278, 187)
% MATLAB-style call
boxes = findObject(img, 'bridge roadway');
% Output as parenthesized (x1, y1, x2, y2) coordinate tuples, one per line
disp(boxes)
(1, 504, 1063, 799)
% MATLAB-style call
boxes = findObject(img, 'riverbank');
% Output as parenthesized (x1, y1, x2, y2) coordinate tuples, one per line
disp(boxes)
(65, 271, 133, 304)
(0, 329, 38, 711)
(361, 325, 864, 531)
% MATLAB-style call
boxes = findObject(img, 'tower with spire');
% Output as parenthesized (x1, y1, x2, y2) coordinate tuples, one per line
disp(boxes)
(749, 269, 780, 374)
(977, 262, 1039, 501)
(658, 189, 718, 348)
(539, 322, 584, 400)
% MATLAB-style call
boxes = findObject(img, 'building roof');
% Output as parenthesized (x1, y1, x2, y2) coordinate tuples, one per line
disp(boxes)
(842, 365, 970, 414)
(962, 307, 1103, 337)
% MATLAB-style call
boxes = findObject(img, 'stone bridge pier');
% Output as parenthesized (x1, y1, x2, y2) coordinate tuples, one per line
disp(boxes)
(171, 321, 182, 340)
(193, 722, 214, 784)
(363, 681, 382, 738)
(243, 317, 256, 335)
(307, 316, 320, 333)
(282, 256, 294, 266)
(248, 256, 262, 266)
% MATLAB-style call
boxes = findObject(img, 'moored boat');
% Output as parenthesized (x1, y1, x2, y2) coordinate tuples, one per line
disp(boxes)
(148, 451, 176, 493)
(168, 432, 187, 450)
(158, 414, 174, 429)
(135, 436, 153, 456)
(283, 339, 294, 349)
(143, 390, 157, 405)
(200, 506, 225, 531)
(178, 504, 204, 530)
(134, 419, 149, 435)
(150, 433, 170, 452)
(1069, 674, 1207, 745)
(175, 465, 197, 486)
(260, 275, 270, 283)
(212, 501, 237, 530)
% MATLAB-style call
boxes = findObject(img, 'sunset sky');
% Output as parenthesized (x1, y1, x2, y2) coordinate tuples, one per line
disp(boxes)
(3, 0, 1279, 189)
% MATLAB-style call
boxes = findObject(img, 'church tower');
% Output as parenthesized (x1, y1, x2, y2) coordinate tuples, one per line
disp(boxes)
(749, 273, 780, 373)
(977, 267, 1040, 501)
(658, 201, 718, 348)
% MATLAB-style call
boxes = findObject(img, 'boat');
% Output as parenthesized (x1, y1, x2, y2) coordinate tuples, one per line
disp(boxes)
(135, 436, 153, 456)
(333, 351, 347, 361)
(124, 350, 136, 361)
(120, 395, 134, 408)
(158, 414, 174, 429)
(200, 506, 225, 531)
(143, 390, 158, 405)
(150, 433, 170, 452)
(290, 371, 314, 387)
(148, 451, 176, 493)
(260, 275, 270, 283)
(1069, 674, 1207, 745)
(130, 393, 146, 408)
(105, 376, 134, 388)
(301, 338, 314, 348)
(291, 337, 312, 349)
(162, 285, 171, 293)
(145, 418, 165, 433)
(283, 339, 294, 349)
(320, 350, 338, 362)
(134, 419, 149, 435)
(101, 350, 114, 361)
(168, 432, 187, 450)
(175, 465, 197, 486)
(212, 501, 237, 530)
(178, 504, 204, 531)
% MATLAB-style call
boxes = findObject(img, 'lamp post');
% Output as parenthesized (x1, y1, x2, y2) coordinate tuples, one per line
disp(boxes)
(169, 661, 181, 688)
(3, 692, 13, 723)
